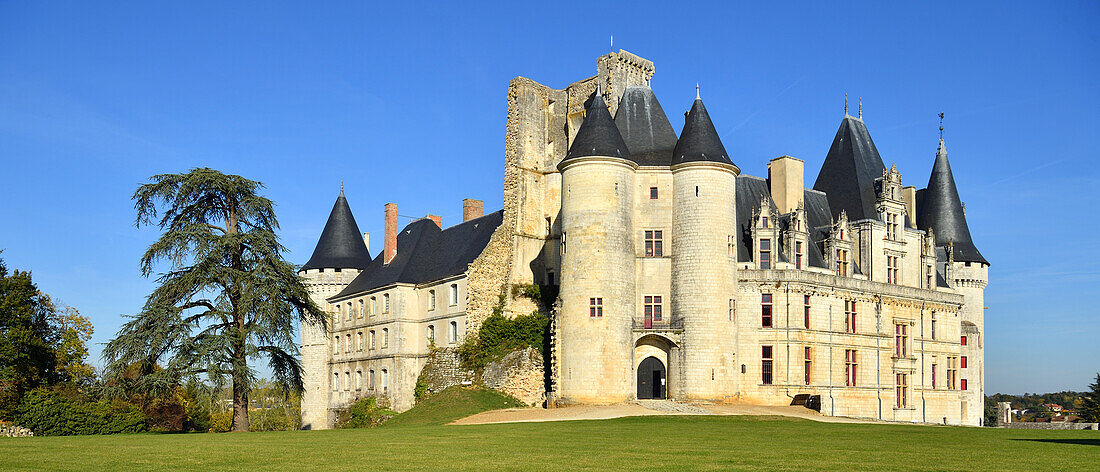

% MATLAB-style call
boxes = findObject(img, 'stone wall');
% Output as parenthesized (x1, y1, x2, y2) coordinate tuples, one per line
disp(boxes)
(0, 425, 33, 437)
(417, 347, 476, 396)
(483, 347, 546, 406)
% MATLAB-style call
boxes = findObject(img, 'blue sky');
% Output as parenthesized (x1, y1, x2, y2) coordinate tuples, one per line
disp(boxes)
(0, 1, 1096, 394)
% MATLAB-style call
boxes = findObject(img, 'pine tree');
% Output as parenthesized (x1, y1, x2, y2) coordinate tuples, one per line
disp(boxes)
(104, 168, 326, 432)
(1081, 372, 1100, 423)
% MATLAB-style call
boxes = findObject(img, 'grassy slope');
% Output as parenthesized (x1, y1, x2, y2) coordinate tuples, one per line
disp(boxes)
(383, 386, 525, 427)
(1, 415, 1097, 471)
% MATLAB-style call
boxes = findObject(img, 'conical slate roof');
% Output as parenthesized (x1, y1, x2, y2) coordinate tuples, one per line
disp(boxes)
(301, 191, 372, 271)
(672, 98, 734, 167)
(812, 116, 887, 222)
(614, 86, 678, 166)
(563, 92, 630, 163)
(917, 139, 988, 265)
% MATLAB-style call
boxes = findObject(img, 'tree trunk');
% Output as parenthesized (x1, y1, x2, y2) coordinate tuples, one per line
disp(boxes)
(232, 372, 250, 432)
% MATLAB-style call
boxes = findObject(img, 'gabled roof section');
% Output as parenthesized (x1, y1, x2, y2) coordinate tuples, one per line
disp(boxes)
(301, 191, 371, 271)
(563, 92, 630, 163)
(734, 176, 786, 264)
(331, 210, 504, 300)
(672, 98, 735, 167)
(812, 116, 886, 222)
(614, 86, 677, 166)
(916, 139, 988, 265)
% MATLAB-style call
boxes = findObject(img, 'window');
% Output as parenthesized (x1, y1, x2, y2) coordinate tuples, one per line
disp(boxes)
(931, 363, 938, 389)
(931, 318, 937, 340)
(370, 296, 377, 316)
(896, 373, 908, 408)
(428, 325, 435, 344)
(835, 249, 849, 276)
(450, 284, 459, 305)
(345, 303, 351, 321)
(358, 300, 364, 318)
(589, 298, 603, 317)
(450, 321, 458, 343)
(762, 216, 769, 228)
(803, 295, 811, 329)
(960, 335, 967, 346)
(795, 241, 803, 269)
(333, 373, 339, 391)
(429, 290, 436, 310)
(926, 265, 933, 289)
(759, 239, 771, 269)
(383, 294, 390, 313)
(844, 301, 856, 334)
(644, 295, 663, 322)
(961, 379, 968, 391)
(644, 230, 663, 257)
(728, 299, 736, 322)
(357, 331, 363, 351)
(845, 349, 858, 386)
(334, 336, 340, 354)
(345, 334, 351, 353)
(761, 294, 773, 328)
(895, 323, 909, 358)
(355, 370, 362, 390)
(370, 330, 376, 349)
(886, 213, 899, 240)
(650, 187, 658, 199)
(382, 328, 389, 348)
(561, 231, 566, 254)
(804, 346, 812, 385)
(761, 346, 774, 385)
(369, 370, 375, 390)
(344, 371, 350, 391)
(947, 357, 958, 389)
(381, 369, 389, 393)
(887, 255, 900, 284)
(961, 356, 968, 369)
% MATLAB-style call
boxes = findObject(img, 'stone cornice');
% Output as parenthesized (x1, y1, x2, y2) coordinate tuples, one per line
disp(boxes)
(740, 269, 964, 310)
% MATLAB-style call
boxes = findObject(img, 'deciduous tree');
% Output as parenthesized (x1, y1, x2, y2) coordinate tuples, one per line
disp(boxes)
(104, 168, 325, 432)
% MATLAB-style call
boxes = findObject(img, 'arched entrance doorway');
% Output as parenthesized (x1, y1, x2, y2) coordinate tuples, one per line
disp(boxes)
(637, 356, 666, 399)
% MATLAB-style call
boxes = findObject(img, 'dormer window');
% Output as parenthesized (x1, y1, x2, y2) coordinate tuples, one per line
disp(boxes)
(835, 249, 849, 277)
(762, 217, 769, 228)
(759, 239, 771, 270)
(795, 241, 803, 270)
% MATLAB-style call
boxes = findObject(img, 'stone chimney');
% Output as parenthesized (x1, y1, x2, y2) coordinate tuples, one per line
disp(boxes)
(384, 203, 397, 264)
(362, 232, 370, 254)
(902, 186, 917, 227)
(427, 214, 441, 228)
(767, 155, 804, 214)
(463, 198, 484, 222)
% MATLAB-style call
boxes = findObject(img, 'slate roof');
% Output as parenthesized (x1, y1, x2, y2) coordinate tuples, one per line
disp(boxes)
(812, 116, 886, 222)
(301, 192, 372, 271)
(562, 92, 631, 164)
(735, 176, 786, 264)
(614, 86, 678, 166)
(330, 210, 504, 301)
(916, 139, 988, 265)
(672, 98, 736, 168)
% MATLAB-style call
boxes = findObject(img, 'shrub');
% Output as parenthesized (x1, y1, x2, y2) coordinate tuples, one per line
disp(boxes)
(250, 406, 300, 432)
(208, 410, 232, 433)
(458, 312, 548, 372)
(334, 397, 395, 429)
(13, 388, 145, 436)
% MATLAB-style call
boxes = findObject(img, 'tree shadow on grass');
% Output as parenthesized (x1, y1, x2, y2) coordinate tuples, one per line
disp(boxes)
(1011, 438, 1100, 446)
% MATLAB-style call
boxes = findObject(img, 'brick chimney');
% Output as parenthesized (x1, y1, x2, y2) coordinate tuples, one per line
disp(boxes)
(384, 203, 397, 264)
(427, 214, 441, 228)
(462, 198, 484, 222)
(362, 232, 370, 254)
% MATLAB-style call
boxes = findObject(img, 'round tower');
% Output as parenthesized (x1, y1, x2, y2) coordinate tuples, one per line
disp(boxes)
(298, 188, 372, 429)
(670, 91, 740, 400)
(556, 91, 637, 405)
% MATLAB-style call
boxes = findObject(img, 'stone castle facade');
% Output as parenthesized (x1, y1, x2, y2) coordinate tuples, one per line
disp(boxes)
(299, 50, 989, 429)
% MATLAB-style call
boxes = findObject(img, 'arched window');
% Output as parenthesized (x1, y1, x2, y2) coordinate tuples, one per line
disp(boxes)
(450, 321, 458, 343)
(427, 325, 435, 344)
(357, 332, 363, 351)
(381, 369, 389, 393)
(428, 290, 436, 310)
(383, 294, 390, 313)
(344, 371, 350, 391)
(382, 328, 389, 348)
(333, 372, 339, 391)
(450, 284, 459, 305)
(370, 330, 376, 349)
(369, 370, 375, 390)
(370, 296, 377, 316)
(355, 370, 362, 390)
(358, 299, 364, 318)
(345, 334, 352, 353)
(345, 303, 351, 321)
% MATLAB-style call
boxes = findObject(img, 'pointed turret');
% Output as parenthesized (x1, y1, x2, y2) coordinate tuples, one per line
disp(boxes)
(562, 92, 630, 164)
(812, 115, 887, 222)
(671, 96, 736, 168)
(917, 136, 988, 265)
(614, 86, 677, 166)
(301, 190, 372, 271)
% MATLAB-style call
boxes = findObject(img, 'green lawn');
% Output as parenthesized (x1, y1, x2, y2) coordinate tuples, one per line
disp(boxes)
(1, 414, 1097, 471)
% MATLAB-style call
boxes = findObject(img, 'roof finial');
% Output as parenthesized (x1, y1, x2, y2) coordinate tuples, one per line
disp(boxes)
(340, 180, 344, 197)
(939, 111, 945, 140)
(858, 97, 863, 119)
(696, 82, 700, 100)
(610, 34, 613, 52)
(844, 93, 849, 116)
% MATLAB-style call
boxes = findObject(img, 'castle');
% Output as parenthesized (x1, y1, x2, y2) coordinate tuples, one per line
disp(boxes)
(298, 50, 989, 429)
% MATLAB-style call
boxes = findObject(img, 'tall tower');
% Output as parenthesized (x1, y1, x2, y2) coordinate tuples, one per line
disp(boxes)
(917, 129, 989, 426)
(298, 188, 372, 429)
(670, 91, 740, 400)
(556, 91, 637, 404)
